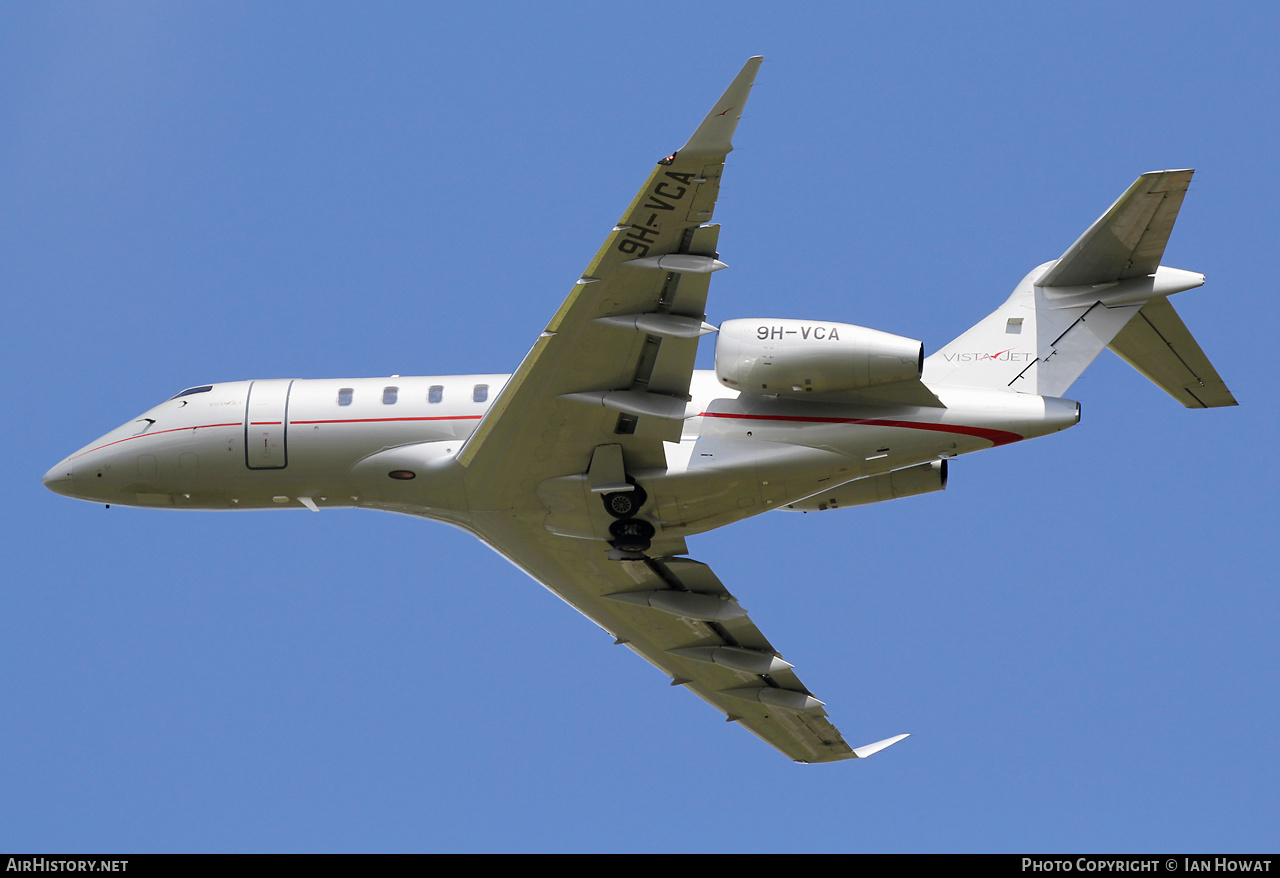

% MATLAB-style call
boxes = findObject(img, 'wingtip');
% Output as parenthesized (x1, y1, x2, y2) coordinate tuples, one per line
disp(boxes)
(851, 732, 910, 759)
(678, 56, 765, 157)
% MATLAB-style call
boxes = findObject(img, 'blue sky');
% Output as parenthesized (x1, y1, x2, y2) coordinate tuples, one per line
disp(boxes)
(4, 2, 1277, 853)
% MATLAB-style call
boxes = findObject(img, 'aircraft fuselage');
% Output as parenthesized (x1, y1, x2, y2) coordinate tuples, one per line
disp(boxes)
(44, 372, 1079, 539)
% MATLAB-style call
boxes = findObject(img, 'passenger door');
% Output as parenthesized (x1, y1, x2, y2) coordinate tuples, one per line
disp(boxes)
(244, 379, 293, 469)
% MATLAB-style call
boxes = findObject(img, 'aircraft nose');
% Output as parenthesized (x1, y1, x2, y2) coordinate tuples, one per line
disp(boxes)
(42, 461, 75, 497)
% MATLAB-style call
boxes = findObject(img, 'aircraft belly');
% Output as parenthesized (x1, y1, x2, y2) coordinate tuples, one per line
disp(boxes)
(630, 388, 1079, 537)
(639, 439, 855, 537)
(696, 387, 1077, 459)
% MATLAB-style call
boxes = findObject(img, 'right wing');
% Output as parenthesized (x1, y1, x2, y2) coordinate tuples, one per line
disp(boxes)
(458, 57, 764, 509)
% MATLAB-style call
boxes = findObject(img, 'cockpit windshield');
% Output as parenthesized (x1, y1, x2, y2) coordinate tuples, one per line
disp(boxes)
(170, 385, 214, 400)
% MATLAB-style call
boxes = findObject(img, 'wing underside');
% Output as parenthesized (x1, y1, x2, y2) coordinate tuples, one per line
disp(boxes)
(458, 58, 765, 501)
(471, 514, 868, 762)
(444, 58, 905, 761)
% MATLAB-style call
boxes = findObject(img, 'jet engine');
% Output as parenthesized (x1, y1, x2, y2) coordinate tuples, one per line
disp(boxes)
(714, 318, 923, 395)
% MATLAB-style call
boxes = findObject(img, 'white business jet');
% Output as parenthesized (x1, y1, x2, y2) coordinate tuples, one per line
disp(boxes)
(43, 57, 1234, 763)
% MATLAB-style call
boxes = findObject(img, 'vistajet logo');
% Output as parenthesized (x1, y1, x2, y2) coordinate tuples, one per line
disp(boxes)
(942, 349, 1033, 363)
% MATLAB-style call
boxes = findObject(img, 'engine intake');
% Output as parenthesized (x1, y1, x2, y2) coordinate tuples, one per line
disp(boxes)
(715, 318, 923, 395)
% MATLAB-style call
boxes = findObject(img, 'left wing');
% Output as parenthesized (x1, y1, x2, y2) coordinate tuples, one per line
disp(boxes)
(453, 58, 907, 761)
(474, 512, 906, 764)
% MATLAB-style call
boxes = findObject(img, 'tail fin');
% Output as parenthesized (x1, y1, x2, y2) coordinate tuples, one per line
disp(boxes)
(922, 170, 1235, 405)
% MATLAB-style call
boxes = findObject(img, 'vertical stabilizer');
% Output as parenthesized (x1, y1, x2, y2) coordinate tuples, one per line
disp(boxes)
(921, 265, 1046, 392)
(1031, 294, 1144, 397)
(923, 170, 1228, 402)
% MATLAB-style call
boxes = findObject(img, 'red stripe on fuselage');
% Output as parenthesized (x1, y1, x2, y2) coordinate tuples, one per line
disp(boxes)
(70, 423, 244, 460)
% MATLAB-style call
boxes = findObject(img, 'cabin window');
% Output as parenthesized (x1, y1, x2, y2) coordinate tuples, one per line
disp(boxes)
(1006, 317, 1023, 334)
(473, 384, 488, 403)
(383, 386, 399, 405)
(337, 388, 353, 406)
(428, 385, 443, 404)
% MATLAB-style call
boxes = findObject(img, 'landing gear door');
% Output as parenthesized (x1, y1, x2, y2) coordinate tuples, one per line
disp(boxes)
(244, 379, 293, 469)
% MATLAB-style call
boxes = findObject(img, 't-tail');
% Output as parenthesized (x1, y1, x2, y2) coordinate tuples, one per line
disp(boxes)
(921, 170, 1236, 408)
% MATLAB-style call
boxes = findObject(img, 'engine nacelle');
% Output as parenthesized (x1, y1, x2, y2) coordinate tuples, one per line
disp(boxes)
(714, 318, 923, 395)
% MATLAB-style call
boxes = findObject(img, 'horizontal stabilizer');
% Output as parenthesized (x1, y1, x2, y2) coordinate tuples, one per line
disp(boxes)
(1107, 297, 1237, 407)
(1038, 170, 1194, 287)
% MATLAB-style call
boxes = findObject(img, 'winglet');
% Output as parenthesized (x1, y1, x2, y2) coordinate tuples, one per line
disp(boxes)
(851, 733, 910, 759)
(678, 56, 764, 157)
